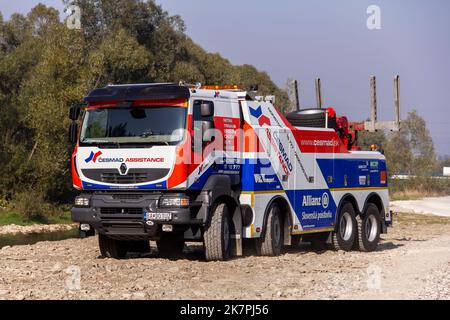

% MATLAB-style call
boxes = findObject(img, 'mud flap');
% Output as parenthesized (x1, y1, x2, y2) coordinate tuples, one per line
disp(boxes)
(231, 234, 242, 257)
(231, 205, 243, 256)
(283, 217, 292, 246)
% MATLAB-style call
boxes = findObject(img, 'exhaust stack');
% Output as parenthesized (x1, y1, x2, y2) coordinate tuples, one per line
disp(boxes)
(315, 78, 323, 109)
(293, 80, 300, 111)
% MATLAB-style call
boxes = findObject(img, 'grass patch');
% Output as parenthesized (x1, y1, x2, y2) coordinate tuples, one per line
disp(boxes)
(47, 211, 72, 224)
(390, 190, 444, 201)
(0, 212, 36, 226)
(396, 212, 450, 225)
(0, 210, 72, 226)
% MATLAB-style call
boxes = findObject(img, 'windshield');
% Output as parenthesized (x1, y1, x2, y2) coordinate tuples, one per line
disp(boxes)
(80, 106, 187, 146)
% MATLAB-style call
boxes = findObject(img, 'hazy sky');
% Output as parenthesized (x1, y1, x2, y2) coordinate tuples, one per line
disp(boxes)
(1, 0, 449, 156)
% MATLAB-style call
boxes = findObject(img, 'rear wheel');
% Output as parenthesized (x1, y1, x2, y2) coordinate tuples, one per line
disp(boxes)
(204, 203, 232, 261)
(98, 234, 129, 259)
(157, 236, 185, 258)
(355, 203, 381, 252)
(330, 202, 357, 251)
(256, 203, 283, 256)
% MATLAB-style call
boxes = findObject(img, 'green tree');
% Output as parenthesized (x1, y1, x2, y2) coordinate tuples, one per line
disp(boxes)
(384, 131, 413, 176)
(171, 61, 205, 84)
(27, 3, 60, 36)
(1, 13, 32, 51)
(88, 28, 152, 86)
(357, 130, 387, 151)
(18, 24, 88, 200)
(384, 110, 436, 176)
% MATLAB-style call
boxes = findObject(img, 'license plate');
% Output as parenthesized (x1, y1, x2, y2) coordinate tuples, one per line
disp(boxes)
(145, 212, 172, 221)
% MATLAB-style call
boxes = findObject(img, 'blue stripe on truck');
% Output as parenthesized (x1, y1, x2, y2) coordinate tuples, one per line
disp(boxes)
(316, 158, 387, 190)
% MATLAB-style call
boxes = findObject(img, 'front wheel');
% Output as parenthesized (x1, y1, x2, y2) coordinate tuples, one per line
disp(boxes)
(355, 204, 381, 252)
(330, 202, 357, 251)
(98, 234, 129, 259)
(204, 203, 232, 261)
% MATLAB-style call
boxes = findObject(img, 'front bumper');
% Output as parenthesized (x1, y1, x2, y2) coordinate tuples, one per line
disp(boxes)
(71, 193, 202, 239)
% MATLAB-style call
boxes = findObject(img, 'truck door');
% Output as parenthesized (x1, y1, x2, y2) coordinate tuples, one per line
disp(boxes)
(188, 98, 242, 188)
(188, 99, 215, 186)
(212, 99, 242, 175)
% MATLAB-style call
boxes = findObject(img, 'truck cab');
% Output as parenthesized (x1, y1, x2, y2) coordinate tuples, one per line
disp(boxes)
(70, 83, 392, 260)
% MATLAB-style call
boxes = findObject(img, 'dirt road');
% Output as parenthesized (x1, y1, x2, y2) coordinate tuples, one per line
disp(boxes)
(0, 213, 449, 300)
(391, 196, 450, 217)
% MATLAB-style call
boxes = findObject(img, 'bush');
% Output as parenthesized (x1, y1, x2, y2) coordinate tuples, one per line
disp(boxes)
(11, 190, 51, 222)
(389, 177, 450, 200)
(0, 197, 8, 211)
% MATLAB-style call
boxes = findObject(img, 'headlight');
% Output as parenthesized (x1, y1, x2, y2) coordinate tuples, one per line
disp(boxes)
(74, 196, 90, 207)
(159, 196, 189, 208)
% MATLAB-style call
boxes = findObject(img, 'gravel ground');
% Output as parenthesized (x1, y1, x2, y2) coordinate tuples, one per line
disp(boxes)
(0, 213, 449, 300)
(0, 224, 77, 236)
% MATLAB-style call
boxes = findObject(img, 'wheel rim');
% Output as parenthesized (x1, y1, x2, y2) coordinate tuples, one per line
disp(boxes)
(223, 218, 230, 252)
(339, 212, 353, 241)
(273, 214, 281, 246)
(365, 215, 378, 242)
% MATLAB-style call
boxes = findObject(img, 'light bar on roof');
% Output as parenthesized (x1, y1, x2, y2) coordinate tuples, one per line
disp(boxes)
(200, 84, 241, 90)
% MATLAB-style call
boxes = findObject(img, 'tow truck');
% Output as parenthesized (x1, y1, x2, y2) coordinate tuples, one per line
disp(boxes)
(69, 77, 400, 260)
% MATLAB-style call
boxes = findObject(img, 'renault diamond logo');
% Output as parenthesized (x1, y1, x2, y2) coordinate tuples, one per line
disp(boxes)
(119, 163, 127, 175)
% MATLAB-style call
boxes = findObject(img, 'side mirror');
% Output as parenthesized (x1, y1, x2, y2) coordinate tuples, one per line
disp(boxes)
(69, 105, 81, 121)
(201, 102, 214, 117)
(202, 120, 215, 142)
(69, 122, 79, 144)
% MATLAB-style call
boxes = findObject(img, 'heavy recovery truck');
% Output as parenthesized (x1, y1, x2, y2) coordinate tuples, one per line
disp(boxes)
(69, 77, 399, 260)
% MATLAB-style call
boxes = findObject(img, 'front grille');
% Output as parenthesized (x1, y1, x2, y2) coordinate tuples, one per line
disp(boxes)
(111, 194, 144, 200)
(100, 208, 144, 215)
(82, 168, 170, 184)
(100, 172, 148, 184)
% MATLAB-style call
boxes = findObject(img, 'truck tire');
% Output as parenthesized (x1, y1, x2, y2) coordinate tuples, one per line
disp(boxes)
(256, 203, 283, 256)
(157, 236, 185, 258)
(98, 234, 129, 259)
(286, 109, 336, 128)
(330, 202, 357, 251)
(355, 203, 381, 252)
(204, 203, 232, 261)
